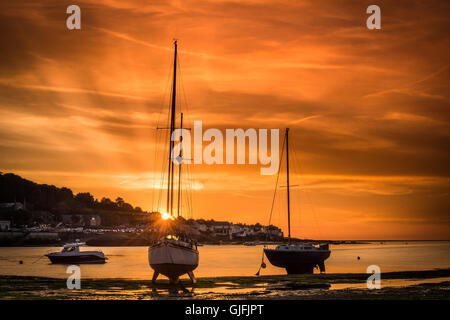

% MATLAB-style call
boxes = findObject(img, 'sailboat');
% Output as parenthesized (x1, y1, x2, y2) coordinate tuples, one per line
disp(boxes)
(263, 128, 330, 274)
(148, 40, 199, 284)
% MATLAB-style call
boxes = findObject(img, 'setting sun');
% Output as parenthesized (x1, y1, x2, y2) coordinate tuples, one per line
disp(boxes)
(161, 212, 172, 221)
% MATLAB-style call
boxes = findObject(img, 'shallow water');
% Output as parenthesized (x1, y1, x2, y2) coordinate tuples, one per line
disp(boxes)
(0, 241, 449, 280)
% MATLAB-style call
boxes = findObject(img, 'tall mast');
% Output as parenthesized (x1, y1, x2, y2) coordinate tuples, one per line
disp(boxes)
(286, 128, 291, 244)
(177, 113, 183, 218)
(167, 40, 177, 215)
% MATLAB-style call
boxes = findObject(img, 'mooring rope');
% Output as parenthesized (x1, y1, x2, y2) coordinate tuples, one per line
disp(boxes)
(31, 249, 53, 264)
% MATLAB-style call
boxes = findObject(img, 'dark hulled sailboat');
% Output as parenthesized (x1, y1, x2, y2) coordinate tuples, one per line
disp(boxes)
(263, 128, 330, 274)
(148, 40, 199, 284)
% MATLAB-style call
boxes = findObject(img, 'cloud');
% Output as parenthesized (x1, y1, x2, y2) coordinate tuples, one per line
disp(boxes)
(0, 0, 449, 239)
(363, 64, 450, 99)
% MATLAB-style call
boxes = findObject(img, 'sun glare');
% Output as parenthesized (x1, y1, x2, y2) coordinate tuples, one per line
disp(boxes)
(161, 212, 172, 220)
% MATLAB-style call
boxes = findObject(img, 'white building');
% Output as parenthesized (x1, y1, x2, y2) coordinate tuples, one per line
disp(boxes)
(0, 220, 11, 231)
(190, 221, 208, 232)
(213, 224, 230, 235)
(0, 202, 24, 211)
(267, 227, 283, 237)
(230, 225, 243, 234)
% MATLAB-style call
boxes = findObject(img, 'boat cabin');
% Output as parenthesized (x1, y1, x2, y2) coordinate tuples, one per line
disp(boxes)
(275, 244, 325, 251)
(61, 243, 85, 253)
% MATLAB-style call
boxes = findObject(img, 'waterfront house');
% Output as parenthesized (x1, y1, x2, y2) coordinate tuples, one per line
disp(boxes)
(0, 202, 24, 211)
(0, 220, 11, 231)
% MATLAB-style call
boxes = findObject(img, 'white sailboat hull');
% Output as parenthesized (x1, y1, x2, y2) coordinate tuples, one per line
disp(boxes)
(148, 240, 199, 282)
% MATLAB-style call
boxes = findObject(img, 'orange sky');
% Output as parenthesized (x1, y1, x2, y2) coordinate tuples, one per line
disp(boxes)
(0, 0, 449, 240)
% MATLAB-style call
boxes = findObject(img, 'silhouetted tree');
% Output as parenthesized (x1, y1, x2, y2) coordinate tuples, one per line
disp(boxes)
(0, 172, 149, 227)
(75, 192, 95, 208)
(115, 197, 124, 209)
(100, 197, 115, 210)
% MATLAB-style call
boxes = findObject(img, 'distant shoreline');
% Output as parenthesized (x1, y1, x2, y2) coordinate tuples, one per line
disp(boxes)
(0, 239, 449, 247)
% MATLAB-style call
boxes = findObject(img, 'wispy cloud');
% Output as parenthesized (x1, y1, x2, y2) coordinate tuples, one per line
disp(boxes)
(0, 0, 449, 239)
(364, 64, 450, 99)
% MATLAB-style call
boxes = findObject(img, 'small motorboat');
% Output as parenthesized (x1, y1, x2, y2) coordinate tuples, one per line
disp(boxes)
(46, 242, 107, 264)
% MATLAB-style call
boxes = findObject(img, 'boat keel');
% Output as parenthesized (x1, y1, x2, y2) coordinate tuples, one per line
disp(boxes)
(318, 261, 326, 273)
(187, 271, 197, 284)
(152, 271, 160, 283)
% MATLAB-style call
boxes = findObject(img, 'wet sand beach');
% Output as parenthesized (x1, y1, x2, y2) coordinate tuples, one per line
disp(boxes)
(1, 269, 448, 300)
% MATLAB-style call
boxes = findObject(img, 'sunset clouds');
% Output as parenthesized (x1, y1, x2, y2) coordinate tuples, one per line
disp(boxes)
(0, 0, 449, 239)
